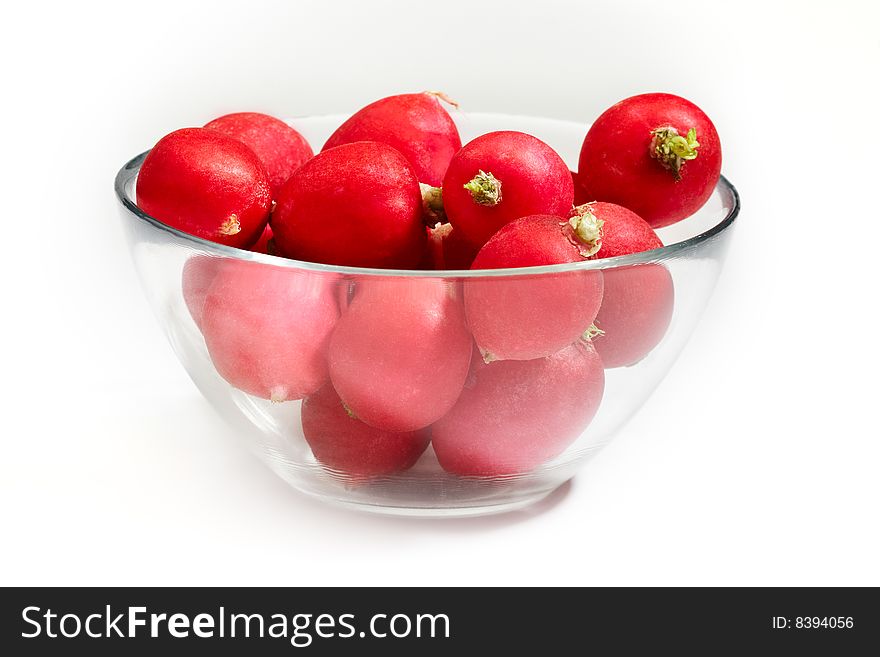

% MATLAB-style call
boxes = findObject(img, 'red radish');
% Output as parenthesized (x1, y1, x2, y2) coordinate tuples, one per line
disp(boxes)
(301, 384, 430, 478)
(181, 255, 224, 330)
(201, 261, 339, 401)
(322, 92, 461, 186)
(571, 170, 590, 205)
(137, 127, 272, 248)
(250, 223, 276, 255)
(424, 222, 480, 270)
(577, 201, 674, 367)
(204, 112, 313, 197)
(443, 131, 574, 249)
(464, 214, 604, 361)
(577, 93, 722, 228)
(420, 223, 443, 270)
(432, 341, 605, 476)
(593, 264, 674, 368)
(583, 201, 663, 258)
(328, 278, 472, 431)
(271, 142, 426, 268)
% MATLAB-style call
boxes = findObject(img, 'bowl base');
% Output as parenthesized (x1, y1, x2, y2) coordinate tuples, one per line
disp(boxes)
(293, 484, 562, 519)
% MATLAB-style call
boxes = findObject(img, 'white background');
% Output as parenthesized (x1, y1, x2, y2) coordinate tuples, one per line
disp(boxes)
(1, 0, 878, 586)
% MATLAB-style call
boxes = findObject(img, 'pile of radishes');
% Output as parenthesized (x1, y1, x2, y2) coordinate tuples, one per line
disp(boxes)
(137, 91, 722, 478)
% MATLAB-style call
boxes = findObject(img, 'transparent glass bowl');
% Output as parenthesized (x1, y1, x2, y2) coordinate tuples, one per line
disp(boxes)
(115, 113, 739, 517)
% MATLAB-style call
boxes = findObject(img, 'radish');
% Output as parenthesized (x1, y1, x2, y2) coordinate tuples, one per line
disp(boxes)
(580, 201, 674, 367)
(328, 278, 472, 431)
(584, 201, 663, 258)
(322, 92, 461, 186)
(577, 93, 721, 228)
(301, 384, 430, 478)
(181, 255, 224, 330)
(464, 214, 604, 361)
(424, 222, 480, 270)
(432, 341, 605, 476)
(204, 112, 313, 198)
(443, 131, 574, 249)
(136, 128, 271, 248)
(593, 264, 674, 368)
(249, 223, 276, 255)
(572, 170, 590, 205)
(201, 261, 339, 401)
(271, 141, 426, 268)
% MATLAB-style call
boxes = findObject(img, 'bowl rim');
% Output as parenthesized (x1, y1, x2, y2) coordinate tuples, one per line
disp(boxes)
(115, 113, 739, 278)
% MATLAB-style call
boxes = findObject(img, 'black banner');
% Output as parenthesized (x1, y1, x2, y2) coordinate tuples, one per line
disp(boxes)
(1, 587, 876, 654)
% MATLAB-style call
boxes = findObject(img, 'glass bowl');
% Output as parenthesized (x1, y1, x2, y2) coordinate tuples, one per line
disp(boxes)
(115, 112, 739, 517)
